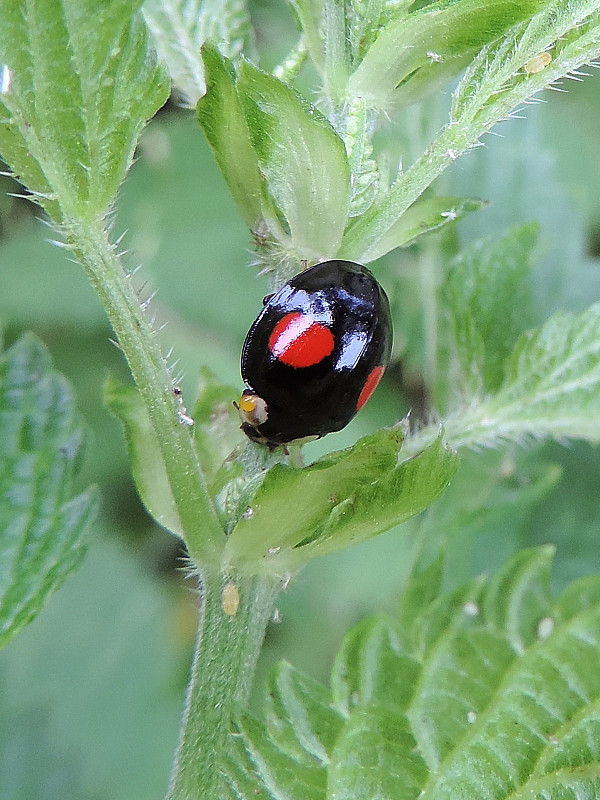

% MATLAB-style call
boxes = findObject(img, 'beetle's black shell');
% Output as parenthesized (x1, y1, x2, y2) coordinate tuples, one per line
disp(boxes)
(240, 260, 392, 446)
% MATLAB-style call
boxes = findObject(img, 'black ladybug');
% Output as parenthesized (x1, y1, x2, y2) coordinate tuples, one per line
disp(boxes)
(238, 260, 392, 447)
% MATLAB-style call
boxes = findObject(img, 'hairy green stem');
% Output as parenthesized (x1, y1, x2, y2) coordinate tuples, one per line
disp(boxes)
(66, 218, 282, 799)
(65, 217, 224, 566)
(166, 570, 281, 800)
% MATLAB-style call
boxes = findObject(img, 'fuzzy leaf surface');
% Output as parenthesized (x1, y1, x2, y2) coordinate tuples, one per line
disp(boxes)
(197, 45, 267, 231)
(237, 59, 350, 260)
(144, 0, 251, 106)
(104, 377, 183, 538)
(446, 300, 600, 448)
(0, 335, 97, 650)
(226, 548, 600, 799)
(446, 223, 537, 393)
(224, 661, 345, 800)
(348, 0, 549, 106)
(0, 0, 169, 221)
(400, 297, 600, 460)
(224, 430, 458, 572)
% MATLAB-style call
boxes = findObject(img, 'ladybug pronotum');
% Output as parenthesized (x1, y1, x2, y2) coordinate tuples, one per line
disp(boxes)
(238, 260, 392, 447)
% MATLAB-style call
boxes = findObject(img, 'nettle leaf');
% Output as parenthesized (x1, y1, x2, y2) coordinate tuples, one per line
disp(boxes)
(331, 614, 418, 715)
(224, 660, 345, 800)
(227, 548, 600, 799)
(104, 377, 183, 538)
(445, 300, 600, 448)
(0, 335, 97, 651)
(348, 0, 549, 107)
(197, 45, 268, 233)
(446, 223, 538, 393)
(362, 195, 485, 262)
(402, 298, 600, 458)
(223, 429, 458, 573)
(237, 59, 351, 260)
(144, 0, 251, 107)
(0, 0, 169, 221)
(263, 661, 344, 763)
(200, 48, 351, 259)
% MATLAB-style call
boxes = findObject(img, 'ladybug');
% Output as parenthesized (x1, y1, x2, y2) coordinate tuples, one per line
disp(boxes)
(238, 259, 392, 447)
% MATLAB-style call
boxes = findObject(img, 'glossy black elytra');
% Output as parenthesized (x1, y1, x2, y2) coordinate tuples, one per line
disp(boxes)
(238, 260, 393, 447)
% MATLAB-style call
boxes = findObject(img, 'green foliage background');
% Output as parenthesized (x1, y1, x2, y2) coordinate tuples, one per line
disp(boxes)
(1, 1, 600, 796)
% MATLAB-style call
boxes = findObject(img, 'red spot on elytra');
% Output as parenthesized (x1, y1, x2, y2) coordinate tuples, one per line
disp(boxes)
(356, 365, 385, 411)
(269, 312, 334, 368)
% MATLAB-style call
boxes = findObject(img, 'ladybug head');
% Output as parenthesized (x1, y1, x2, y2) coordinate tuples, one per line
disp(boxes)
(237, 389, 269, 443)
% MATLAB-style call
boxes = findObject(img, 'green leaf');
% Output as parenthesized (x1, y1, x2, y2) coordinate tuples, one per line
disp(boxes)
(197, 45, 268, 233)
(348, 0, 549, 107)
(361, 195, 485, 262)
(339, 96, 380, 218)
(483, 545, 553, 651)
(237, 59, 351, 260)
(231, 548, 600, 799)
(223, 661, 344, 800)
(144, 0, 252, 107)
(331, 615, 418, 715)
(225, 713, 326, 800)
(0, 0, 169, 221)
(199, 45, 352, 257)
(223, 429, 458, 573)
(402, 298, 600, 458)
(263, 661, 344, 764)
(0, 334, 97, 651)
(329, 707, 428, 800)
(104, 377, 183, 538)
(396, 552, 444, 633)
(448, 300, 600, 448)
(445, 223, 538, 393)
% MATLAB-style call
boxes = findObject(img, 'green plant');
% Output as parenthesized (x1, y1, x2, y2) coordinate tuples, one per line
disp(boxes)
(1, 0, 600, 798)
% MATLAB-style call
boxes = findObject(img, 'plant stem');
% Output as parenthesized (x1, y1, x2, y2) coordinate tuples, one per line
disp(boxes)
(64, 217, 224, 567)
(166, 570, 281, 800)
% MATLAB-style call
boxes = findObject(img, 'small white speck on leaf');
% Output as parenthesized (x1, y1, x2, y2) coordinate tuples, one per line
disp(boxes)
(0, 65, 12, 95)
(463, 601, 480, 617)
(537, 616, 554, 640)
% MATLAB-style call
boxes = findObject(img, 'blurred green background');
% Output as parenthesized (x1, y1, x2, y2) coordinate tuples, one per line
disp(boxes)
(2, 4, 600, 797)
